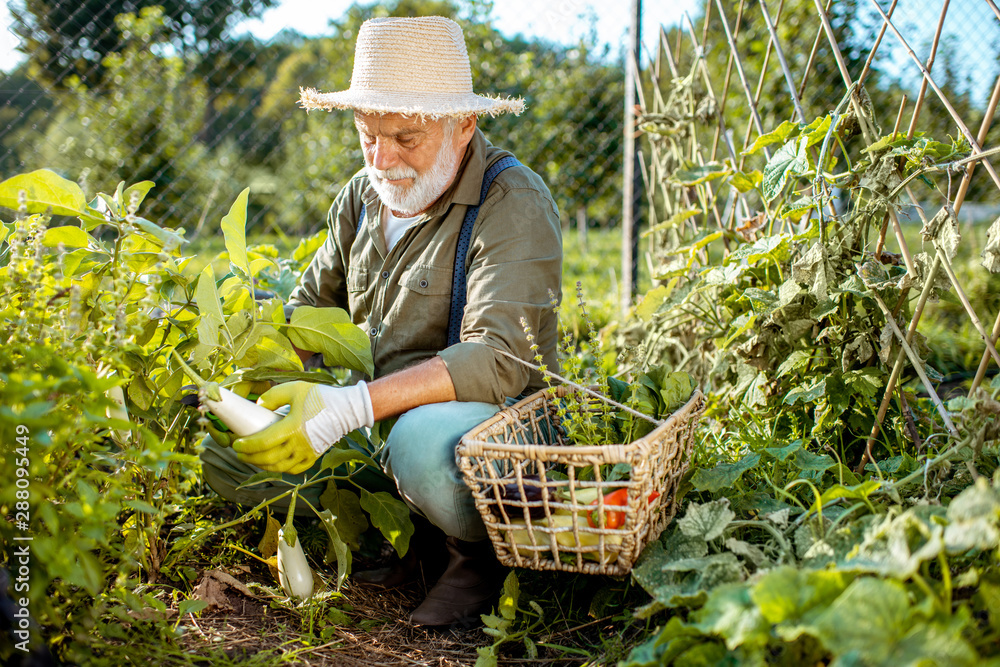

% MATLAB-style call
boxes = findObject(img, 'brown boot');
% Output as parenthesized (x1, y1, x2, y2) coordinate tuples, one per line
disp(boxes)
(409, 537, 505, 627)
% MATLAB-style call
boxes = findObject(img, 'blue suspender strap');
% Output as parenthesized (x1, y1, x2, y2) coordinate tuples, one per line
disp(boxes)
(446, 156, 522, 347)
(356, 205, 365, 234)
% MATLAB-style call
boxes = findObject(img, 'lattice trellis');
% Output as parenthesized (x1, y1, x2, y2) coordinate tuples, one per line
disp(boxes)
(634, 0, 1000, 467)
(0, 3, 628, 233)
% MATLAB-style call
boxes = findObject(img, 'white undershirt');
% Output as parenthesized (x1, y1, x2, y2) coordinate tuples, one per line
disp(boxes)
(382, 207, 422, 251)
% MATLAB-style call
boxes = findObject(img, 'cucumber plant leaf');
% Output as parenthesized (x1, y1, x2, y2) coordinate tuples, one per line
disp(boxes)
(762, 138, 809, 202)
(743, 120, 800, 157)
(692, 453, 762, 493)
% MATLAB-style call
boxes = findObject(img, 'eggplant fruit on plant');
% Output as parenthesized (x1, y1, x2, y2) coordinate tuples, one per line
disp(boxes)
(277, 528, 314, 599)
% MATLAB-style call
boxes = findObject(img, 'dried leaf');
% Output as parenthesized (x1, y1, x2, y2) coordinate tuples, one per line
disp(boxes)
(191, 571, 233, 611)
(920, 205, 960, 261)
(982, 215, 1000, 273)
(735, 211, 767, 241)
(259, 513, 281, 559)
(859, 152, 901, 198)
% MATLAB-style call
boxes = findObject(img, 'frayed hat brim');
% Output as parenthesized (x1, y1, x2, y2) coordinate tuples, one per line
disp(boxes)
(298, 87, 525, 118)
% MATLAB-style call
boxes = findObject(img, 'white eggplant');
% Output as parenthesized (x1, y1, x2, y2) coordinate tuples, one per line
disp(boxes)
(104, 385, 132, 442)
(172, 350, 282, 437)
(202, 387, 282, 437)
(277, 528, 314, 599)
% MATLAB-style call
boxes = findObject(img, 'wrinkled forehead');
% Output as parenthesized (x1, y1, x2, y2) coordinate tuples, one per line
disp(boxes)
(353, 111, 442, 137)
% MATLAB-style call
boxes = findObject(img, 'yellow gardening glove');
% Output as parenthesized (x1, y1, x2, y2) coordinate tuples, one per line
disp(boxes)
(204, 380, 273, 448)
(232, 381, 374, 474)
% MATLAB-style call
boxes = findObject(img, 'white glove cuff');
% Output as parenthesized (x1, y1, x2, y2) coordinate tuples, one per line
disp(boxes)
(304, 382, 376, 456)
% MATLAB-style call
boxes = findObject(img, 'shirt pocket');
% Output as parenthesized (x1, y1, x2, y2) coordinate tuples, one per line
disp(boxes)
(390, 263, 453, 351)
(346, 265, 373, 323)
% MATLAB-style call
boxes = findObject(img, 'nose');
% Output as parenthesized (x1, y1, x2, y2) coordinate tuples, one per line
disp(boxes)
(371, 138, 399, 172)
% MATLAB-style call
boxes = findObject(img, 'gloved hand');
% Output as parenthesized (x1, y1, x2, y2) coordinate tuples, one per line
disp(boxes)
(203, 380, 274, 448)
(232, 381, 375, 474)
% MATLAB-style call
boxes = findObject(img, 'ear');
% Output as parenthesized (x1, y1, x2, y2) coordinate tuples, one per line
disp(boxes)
(455, 114, 478, 149)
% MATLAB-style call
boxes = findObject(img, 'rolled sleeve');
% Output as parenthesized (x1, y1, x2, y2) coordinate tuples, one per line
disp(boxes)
(438, 176, 562, 404)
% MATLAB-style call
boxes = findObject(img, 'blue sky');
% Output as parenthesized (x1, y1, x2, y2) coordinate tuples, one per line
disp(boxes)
(1, 0, 995, 103)
(0, 0, 700, 72)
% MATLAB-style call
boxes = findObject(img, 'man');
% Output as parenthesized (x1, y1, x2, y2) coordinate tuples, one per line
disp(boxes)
(199, 16, 562, 627)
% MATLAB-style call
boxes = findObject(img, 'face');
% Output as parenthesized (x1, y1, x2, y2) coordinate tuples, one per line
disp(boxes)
(355, 112, 476, 216)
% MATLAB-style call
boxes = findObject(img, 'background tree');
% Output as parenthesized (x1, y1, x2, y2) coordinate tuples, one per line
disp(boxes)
(10, 0, 277, 89)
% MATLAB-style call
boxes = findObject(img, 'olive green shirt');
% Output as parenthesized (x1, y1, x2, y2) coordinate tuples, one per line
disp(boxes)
(287, 129, 562, 405)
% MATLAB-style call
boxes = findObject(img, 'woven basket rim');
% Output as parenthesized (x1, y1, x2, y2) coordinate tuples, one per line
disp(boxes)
(458, 387, 704, 458)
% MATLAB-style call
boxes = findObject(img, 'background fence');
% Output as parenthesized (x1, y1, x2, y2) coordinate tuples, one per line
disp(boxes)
(0, 0, 628, 237)
(0, 0, 997, 241)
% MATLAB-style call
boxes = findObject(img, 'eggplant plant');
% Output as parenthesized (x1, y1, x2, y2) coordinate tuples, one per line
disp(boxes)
(0, 170, 413, 601)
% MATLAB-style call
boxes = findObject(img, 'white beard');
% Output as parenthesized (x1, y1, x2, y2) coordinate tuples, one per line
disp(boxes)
(365, 139, 459, 216)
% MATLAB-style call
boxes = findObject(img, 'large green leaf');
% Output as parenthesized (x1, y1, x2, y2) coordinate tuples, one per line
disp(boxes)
(122, 180, 155, 209)
(0, 169, 88, 217)
(742, 120, 800, 157)
(751, 567, 851, 643)
(132, 217, 185, 252)
(677, 499, 735, 542)
(221, 187, 252, 280)
(943, 478, 1000, 554)
(359, 489, 414, 558)
(810, 578, 908, 660)
(762, 138, 809, 202)
(632, 533, 742, 609)
(285, 306, 374, 376)
(844, 511, 944, 579)
(236, 330, 304, 372)
(807, 577, 977, 666)
(693, 583, 770, 650)
(195, 265, 226, 348)
(319, 483, 369, 552)
(41, 225, 92, 249)
(691, 453, 761, 493)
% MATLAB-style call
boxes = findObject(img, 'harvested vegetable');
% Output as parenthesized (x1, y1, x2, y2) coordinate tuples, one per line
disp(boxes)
(587, 489, 661, 529)
(504, 514, 622, 563)
(172, 350, 282, 437)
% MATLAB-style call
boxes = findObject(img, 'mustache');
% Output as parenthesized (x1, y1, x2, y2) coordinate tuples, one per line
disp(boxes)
(369, 165, 418, 182)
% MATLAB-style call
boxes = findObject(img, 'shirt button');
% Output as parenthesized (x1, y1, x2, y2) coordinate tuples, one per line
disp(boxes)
(369, 327, 378, 336)
(419, 279, 428, 288)
(381, 270, 389, 279)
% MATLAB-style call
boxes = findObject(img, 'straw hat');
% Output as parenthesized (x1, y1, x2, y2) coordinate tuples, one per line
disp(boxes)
(299, 16, 524, 118)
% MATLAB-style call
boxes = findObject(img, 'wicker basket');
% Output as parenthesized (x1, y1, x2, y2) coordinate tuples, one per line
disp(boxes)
(457, 385, 705, 575)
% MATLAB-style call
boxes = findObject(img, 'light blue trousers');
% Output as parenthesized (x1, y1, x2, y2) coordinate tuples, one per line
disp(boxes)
(199, 400, 504, 541)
